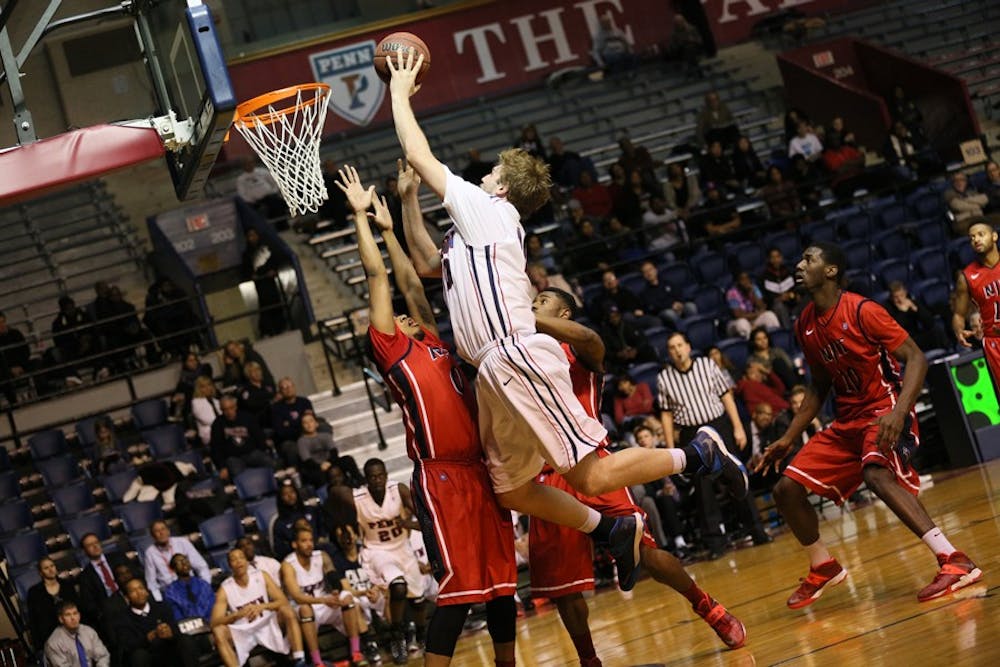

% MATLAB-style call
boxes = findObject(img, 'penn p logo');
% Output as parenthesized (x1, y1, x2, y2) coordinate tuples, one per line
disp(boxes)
(310, 40, 384, 126)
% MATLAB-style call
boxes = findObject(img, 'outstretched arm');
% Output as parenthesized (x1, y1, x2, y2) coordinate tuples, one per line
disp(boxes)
(534, 314, 605, 374)
(952, 272, 974, 348)
(335, 166, 394, 336)
(397, 158, 441, 277)
(388, 49, 446, 199)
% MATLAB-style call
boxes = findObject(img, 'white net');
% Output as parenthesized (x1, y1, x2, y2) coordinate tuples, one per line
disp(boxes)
(233, 84, 332, 217)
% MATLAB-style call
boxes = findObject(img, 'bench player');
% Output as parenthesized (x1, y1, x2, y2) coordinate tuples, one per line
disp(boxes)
(281, 526, 371, 666)
(953, 219, 1000, 380)
(529, 288, 746, 664)
(334, 165, 517, 667)
(386, 47, 746, 591)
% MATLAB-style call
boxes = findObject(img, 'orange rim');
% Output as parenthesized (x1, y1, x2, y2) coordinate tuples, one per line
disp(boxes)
(235, 83, 331, 128)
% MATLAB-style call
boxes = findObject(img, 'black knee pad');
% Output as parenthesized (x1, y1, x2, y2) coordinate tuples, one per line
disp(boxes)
(423, 604, 470, 657)
(485, 596, 516, 644)
(389, 579, 408, 602)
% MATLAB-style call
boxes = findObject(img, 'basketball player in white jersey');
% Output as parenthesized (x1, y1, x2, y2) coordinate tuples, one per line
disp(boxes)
(281, 526, 370, 666)
(387, 48, 747, 590)
(330, 458, 427, 664)
(210, 548, 306, 667)
(236, 536, 282, 586)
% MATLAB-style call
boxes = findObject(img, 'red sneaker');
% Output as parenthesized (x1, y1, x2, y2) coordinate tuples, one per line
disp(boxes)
(917, 551, 983, 602)
(694, 597, 747, 649)
(786, 559, 847, 609)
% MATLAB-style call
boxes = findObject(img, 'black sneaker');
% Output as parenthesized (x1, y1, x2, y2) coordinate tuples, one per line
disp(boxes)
(689, 426, 748, 499)
(608, 512, 644, 592)
(390, 636, 408, 665)
(363, 641, 382, 665)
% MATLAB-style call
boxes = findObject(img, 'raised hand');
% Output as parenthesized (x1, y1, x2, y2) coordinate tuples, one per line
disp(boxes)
(369, 193, 393, 234)
(754, 437, 793, 475)
(397, 158, 421, 198)
(386, 47, 423, 98)
(335, 164, 375, 213)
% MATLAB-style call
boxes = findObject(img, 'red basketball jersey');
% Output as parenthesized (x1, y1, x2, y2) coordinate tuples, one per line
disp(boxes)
(561, 341, 603, 421)
(369, 324, 480, 461)
(795, 291, 909, 423)
(963, 260, 1000, 337)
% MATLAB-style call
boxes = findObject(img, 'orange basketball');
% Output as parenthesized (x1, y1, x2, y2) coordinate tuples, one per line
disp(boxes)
(373, 32, 431, 85)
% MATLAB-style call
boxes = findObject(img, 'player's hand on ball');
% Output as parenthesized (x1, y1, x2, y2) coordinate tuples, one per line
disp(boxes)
(387, 47, 423, 98)
(335, 165, 375, 213)
(397, 158, 421, 197)
(369, 193, 393, 233)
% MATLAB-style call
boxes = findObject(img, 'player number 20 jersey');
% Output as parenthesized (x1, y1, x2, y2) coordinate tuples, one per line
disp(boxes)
(354, 482, 407, 551)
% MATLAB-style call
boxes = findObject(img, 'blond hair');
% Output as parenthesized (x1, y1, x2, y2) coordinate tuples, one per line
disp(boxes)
(193, 376, 216, 398)
(497, 148, 552, 217)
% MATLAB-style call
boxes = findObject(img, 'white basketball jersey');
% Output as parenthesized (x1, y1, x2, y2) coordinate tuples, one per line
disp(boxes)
(222, 571, 270, 625)
(354, 482, 407, 551)
(283, 550, 327, 598)
(440, 167, 536, 366)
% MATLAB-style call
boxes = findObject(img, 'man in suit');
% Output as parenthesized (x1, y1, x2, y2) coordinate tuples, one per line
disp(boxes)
(113, 578, 199, 667)
(100, 563, 139, 644)
(77, 533, 135, 628)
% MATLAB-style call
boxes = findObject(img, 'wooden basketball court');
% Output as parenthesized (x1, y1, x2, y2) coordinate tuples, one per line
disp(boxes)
(425, 459, 999, 666)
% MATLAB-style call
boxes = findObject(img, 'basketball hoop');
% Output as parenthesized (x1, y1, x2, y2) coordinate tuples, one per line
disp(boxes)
(233, 83, 331, 216)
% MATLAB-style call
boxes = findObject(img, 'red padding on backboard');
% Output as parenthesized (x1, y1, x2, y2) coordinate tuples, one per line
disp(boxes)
(0, 124, 165, 206)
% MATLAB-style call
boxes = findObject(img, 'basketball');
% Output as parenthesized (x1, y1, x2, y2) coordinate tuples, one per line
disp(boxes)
(373, 32, 431, 85)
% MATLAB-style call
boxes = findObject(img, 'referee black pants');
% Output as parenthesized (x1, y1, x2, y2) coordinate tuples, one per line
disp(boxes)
(678, 416, 765, 551)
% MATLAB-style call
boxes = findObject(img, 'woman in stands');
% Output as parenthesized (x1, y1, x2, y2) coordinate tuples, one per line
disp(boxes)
(27, 558, 80, 654)
(92, 415, 130, 475)
(190, 376, 221, 447)
(747, 326, 797, 390)
(170, 352, 212, 420)
(271, 481, 327, 560)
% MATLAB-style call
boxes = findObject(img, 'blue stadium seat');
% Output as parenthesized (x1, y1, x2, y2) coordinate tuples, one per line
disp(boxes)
(245, 497, 278, 536)
(131, 399, 168, 430)
(234, 467, 278, 501)
(619, 271, 644, 296)
(968, 170, 988, 190)
(62, 513, 113, 548)
(801, 219, 837, 244)
(50, 481, 97, 518)
(28, 429, 68, 461)
(911, 217, 947, 248)
(910, 248, 950, 282)
(2, 530, 47, 570)
(174, 449, 207, 476)
(864, 195, 898, 218)
(679, 315, 717, 353)
(36, 455, 83, 488)
(838, 213, 872, 241)
(907, 192, 944, 220)
(210, 547, 233, 574)
(762, 230, 800, 262)
(770, 329, 798, 355)
(877, 203, 908, 229)
(75, 417, 100, 448)
(912, 279, 951, 311)
(0, 470, 20, 503)
(658, 263, 697, 294)
(947, 237, 975, 272)
(628, 362, 662, 396)
(581, 283, 603, 312)
(14, 569, 41, 609)
(717, 337, 749, 374)
(115, 500, 164, 535)
(143, 424, 187, 460)
(726, 241, 765, 275)
(642, 326, 671, 362)
(692, 286, 727, 318)
(825, 204, 862, 221)
(845, 269, 873, 296)
(129, 534, 155, 568)
(842, 239, 871, 271)
(0, 499, 33, 536)
(872, 258, 910, 289)
(100, 469, 139, 505)
(199, 512, 245, 550)
(872, 228, 910, 259)
(692, 250, 730, 288)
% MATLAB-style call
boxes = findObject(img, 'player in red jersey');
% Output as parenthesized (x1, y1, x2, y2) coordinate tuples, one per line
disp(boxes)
(529, 287, 746, 663)
(953, 219, 1000, 380)
(757, 242, 982, 608)
(336, 165, 517, 667)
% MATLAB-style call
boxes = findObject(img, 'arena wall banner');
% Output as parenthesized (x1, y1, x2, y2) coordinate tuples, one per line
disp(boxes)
(225, 0, 876, 148)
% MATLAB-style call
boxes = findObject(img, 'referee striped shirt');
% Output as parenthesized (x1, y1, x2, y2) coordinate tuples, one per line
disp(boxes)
(656, 357, 731, 426)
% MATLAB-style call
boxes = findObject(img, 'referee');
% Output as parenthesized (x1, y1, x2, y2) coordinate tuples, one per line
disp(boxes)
(657, 332, 769, 557)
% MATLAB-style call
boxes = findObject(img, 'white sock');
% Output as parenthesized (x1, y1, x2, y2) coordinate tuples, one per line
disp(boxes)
(578, 507, 602, 533)
(920, 527, 956, 557)
(804, 538, 833, 568)
(292, 651, 305, 659)
(674, 536, 688, 549)
(668, 448, 686, 472)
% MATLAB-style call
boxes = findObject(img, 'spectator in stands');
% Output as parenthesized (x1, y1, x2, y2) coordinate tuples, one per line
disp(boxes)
(296, 413, 338, 488)
(592, 270, 660, 329)
(747, 326, 798, 391)
(222, 339, 274, 387)
(706, 345, 738, 387)
(271, 377, 315, 464)
(667, 14, 703, 79)
(526, 263, 580, 305)
(271, 481, 326, 560)
(525, 233, 557, 272)
(757, 165, 802, 223)
(99, 563, 136, 636)
(163, 554, 215, 624)
(632, 425, 691, 556)
(744, 402, 789, 491)
(725, 271, 781, 338)
(788, 120, 823, 162)
(788, 383, 828, 447)
(235, 537, 283, 584)
(638, 260, 697, 329)
(945, 172, 989, 234)
(78, 532, 135, 627)
(317, 159, 351, 231)
(547, 136, 596, 189)
(828, 116, 856, 147)
(190, 376, 221, 447)
(236, 158, 285, 221)
(144, 279, 200, 358)
(571, 170, 613, 219)
(144, 520, 212, 603)
(599, 306, 658, 373)
(105, 286, 158, 368)
(514, 124, 546, 160)
(688, 186, 741, 239)
(568, 218, 610, 275)
(28, 558, 80, 654)
(238, 360, 277, 427)
(613, 374, 656, 433)
(605, 215, 646, 260)
(760, 247, 798, 329)
(735, 360, 789, 415)
(664, 162, 701, 217)
(210, 395, 275, 480)
(616, 138, 659, 192)
(696, 91, 740, 149)
(890, 85, 925, 142)
(789, 154, 823, 211)
(242, 229, 288, 337)
(731, 136, 766, 189)
(51, 296, 96, 387)
(113, 578, 200, 667)
(783, 108, 809, 143)
(885, 281, 947, 351)
(44, 601, 109, 667)
(642, 196, 686, 251)
(591, 14, 636, 76)
(461, 148, 494, 185)
(0, 311, 31, 403)
(612, 168, 650, 227)
(882, 120, 932, 183)
(93, 415, 131, 476)
(984, 160, 1000, 213)
(699, 140, 741, 193)
(822, 133, 866, 200)
(171, 352, 212, 420)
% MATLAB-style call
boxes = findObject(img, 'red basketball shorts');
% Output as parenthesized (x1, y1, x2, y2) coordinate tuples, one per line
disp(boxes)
(529, 449, 655, 597)
(411, 458, 517, 605)
(982, 337, 1000, 387)
(783, 413, 920, 504)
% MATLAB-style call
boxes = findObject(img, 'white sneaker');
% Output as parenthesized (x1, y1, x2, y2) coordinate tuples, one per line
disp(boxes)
(65, 376, 84, 386)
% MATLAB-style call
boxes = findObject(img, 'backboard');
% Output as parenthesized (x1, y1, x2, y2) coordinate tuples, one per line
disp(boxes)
(139, 0, 236, 200)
